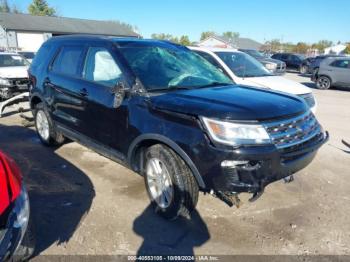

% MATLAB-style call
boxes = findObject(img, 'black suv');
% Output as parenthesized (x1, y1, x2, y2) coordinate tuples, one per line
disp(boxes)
(271, 53, 306, 71)
(29, 36, 328, 219)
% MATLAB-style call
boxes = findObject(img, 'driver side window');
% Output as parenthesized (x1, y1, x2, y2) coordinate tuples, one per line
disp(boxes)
(83, 47, 122, 87)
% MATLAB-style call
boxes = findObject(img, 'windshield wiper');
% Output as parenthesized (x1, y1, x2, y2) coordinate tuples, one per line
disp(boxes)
(148, 86, 192, 92)
(197, 82, 232, 88)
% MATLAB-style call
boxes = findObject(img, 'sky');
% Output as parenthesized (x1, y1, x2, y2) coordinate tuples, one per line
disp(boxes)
(13, 0, 350, 44)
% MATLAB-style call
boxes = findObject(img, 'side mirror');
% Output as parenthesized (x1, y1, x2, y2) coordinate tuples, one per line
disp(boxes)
(111, 81, 130, 108)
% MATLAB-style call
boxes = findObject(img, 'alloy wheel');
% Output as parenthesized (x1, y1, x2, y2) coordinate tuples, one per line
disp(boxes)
(317, 77, 331, 89)
(146, 157, 174, 209)
(36, 110, 50, 140)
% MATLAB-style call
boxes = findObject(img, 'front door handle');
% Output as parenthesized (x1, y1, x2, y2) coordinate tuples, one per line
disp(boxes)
(79, 88, 88, 97)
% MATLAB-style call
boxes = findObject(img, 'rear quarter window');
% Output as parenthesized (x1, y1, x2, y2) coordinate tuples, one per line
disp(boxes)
(30, 44, 52, 72)
(330, 60, 350, 69)
(51, 45, 85, 77)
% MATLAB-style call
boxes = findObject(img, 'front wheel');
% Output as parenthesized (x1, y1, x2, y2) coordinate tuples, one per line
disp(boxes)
(143, 144, 199, 220)
(316, 76, 331, 90)
(300, 65, 308, 74)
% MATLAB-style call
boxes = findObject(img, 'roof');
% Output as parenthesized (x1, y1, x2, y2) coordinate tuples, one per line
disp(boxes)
(199, 35, 262, 50)
(189, 46, 239, 53)
(0, 12, 139, 37)
(46, 35, 179, 47)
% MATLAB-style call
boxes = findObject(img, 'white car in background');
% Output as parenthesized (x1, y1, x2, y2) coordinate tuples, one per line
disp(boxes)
(0, 52, 30, 101)
(0, 52, 30, 117)
(190, 47, 317, 113)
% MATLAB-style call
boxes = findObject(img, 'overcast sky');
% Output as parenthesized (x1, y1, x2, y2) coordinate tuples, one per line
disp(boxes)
(15, 0, 350, 44)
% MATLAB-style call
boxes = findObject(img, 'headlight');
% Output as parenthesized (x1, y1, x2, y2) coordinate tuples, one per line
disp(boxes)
(201, 117, 271, 146)
(299, 93, 316, 108)
(12, 186, 30, 255)
(265, 63, 277, 70)
(0, 77, 11, 86)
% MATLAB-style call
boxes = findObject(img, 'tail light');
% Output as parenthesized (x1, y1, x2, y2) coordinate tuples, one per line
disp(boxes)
(0, 151, 22, 215)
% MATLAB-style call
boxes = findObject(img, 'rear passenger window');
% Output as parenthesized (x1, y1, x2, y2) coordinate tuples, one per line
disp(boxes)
(83, 47, 122, 87)
(330, 60, 350, 69)
(51, 46, 84, 77)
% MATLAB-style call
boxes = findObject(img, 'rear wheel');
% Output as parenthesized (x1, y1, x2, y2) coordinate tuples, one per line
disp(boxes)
(34, 102, 65, 146)
(143, 144, 199, 220)
(316, 76, 331, 90)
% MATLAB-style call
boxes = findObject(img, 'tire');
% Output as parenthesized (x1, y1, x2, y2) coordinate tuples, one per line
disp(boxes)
(34, 102, 65, 146)
(143, 144, 199, 220)
(300, 65, 308, 74)
(316, 76, 331, 90)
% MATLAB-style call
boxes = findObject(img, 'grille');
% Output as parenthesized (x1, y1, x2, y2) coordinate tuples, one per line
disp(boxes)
(299, 93, 316, 108)
(277, 62, 286, 72)
(263, 111, 322, 149)
(9, 78, 30, 86)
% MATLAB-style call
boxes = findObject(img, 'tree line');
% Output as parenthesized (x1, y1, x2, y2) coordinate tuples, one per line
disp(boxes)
(152, 31, 350, 54)
(151, 31, 240, 46)
(0, 0, 56, 16)
(1, 0, 349, 54)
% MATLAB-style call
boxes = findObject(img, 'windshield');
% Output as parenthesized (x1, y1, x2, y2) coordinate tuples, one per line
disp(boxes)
(296, 54, 306, 60)
(0, 54, 29, 67)
(215, 52, 273, 78)
(244, 49, 265, 58)
(119, 44, 232, 91)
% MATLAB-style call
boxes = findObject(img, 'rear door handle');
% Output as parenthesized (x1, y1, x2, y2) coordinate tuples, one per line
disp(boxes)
(79, 88, 88, 97)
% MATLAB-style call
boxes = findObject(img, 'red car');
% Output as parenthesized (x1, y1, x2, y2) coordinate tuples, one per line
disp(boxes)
(0, 150, 34, 261)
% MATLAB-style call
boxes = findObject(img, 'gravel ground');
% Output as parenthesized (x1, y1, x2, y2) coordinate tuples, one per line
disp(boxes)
(0, 73, 349, 260)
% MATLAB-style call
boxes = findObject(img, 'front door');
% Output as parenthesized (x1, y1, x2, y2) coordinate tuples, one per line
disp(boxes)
(80, 45, 129, 152)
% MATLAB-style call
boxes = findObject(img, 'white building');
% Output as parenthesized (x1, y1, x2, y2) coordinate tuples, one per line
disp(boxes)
(0, 12, 139, 52)
(198, 35, 262, 50)
(324, 44, 347, 55)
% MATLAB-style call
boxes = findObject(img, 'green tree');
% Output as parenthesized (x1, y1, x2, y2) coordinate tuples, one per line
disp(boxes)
(200, 31, 216, 41)
(222, 31, 239, 40)
(344, 43, 350, 54)
(151, 33, 186, 44)
(0, 0, 10, 12)
(293, 42, 309, 54)
(28, 0, 56, 16)
(179, 35, 191, 46)
(264, 39, 282, 52)
(151, 33, 173, 41)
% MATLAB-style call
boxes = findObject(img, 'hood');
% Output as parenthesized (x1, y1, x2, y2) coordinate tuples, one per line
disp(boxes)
(150, 85, 307, 121)
(0, 66, 29, 79)
(243, 76, 312, 95)
(258, 57, 284, 65)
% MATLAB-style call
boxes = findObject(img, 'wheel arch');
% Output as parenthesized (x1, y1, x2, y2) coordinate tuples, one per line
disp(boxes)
(127, 134, 206, 190)
(318, 73, 333, 83)
(30, 93, 43, 109)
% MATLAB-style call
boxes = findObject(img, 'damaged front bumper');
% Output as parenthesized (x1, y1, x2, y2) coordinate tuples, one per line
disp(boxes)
(205, 131, 329, 203)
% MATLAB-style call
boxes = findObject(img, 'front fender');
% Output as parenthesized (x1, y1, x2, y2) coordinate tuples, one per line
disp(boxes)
(127, 133, 206, 189)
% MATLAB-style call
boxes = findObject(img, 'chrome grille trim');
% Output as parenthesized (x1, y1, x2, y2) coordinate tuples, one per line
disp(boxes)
(263, 111, 322, 149)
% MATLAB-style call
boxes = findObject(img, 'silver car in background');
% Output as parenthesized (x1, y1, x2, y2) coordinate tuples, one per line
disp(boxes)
(312, 57, 350, 90)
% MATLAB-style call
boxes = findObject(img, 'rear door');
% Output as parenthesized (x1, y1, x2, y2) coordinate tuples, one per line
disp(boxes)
(329, 59, 350, 85)
(47, 44, 88, 134)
